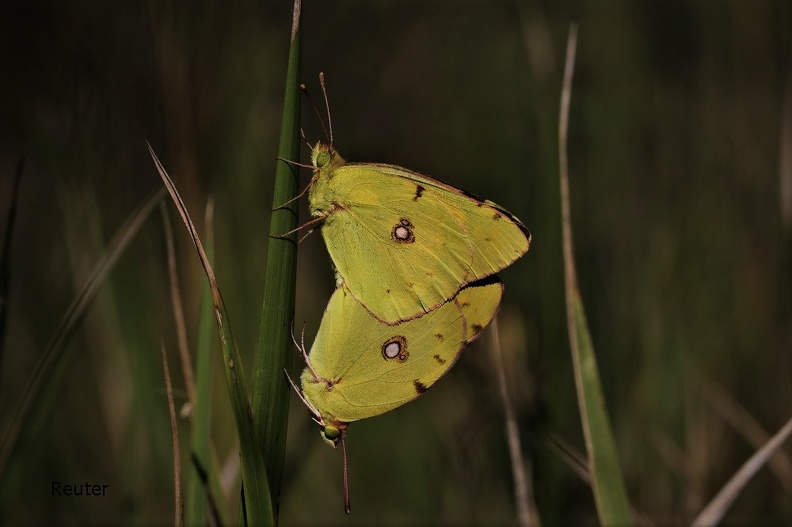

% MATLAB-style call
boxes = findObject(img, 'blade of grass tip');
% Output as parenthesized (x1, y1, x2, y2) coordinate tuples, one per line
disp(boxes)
(0, 154, 26, 368)
(490, 317, 540, 527)
(558, 20, 632, 525)
(147, 144, 273, 525)
(160, 342, 184, 527)
(692, 416, 792, 526)
(251, 0, 302, 509)
(186, 198, 230, 526)
(161, 202, 196, 406)
(0, 186, 165, 477)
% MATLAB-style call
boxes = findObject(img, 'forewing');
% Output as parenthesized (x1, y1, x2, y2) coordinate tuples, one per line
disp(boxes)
(321, 164, 528, 324)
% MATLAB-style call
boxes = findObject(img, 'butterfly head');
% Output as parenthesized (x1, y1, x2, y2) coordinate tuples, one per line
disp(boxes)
(319, 420, 348, 448)
(311, 141, 346, 172)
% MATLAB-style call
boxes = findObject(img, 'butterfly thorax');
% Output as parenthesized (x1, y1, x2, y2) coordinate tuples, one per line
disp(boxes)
(308, 142, 347, 217)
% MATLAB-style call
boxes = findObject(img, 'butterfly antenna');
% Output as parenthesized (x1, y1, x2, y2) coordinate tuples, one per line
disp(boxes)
(341, 437, 351, 514)
(301, 82, 330, 145)
(283, 369, 322, 421)
(319, 72, 334, 146)
(300, 127, 313, 152)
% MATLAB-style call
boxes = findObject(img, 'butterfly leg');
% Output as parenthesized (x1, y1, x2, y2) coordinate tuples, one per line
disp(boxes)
(271, 172, 319, 212)
(270, 214, 325, 241)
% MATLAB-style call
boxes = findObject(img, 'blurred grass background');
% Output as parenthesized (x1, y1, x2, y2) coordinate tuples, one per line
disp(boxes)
(1, 0, 791, 525)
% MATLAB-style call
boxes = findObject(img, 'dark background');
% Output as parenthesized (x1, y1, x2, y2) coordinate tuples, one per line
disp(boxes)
(1, 1, 790, 525)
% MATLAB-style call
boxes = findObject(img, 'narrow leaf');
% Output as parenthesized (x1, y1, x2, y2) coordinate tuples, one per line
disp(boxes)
(558, 21, 633, 525)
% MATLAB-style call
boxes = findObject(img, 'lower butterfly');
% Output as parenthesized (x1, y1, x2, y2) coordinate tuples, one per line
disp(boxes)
(288, 276, 503, 512)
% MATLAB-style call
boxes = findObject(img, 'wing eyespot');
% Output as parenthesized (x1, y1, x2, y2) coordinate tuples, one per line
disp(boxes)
(382, 335, 409, 362)
(392, 218, 416, 244)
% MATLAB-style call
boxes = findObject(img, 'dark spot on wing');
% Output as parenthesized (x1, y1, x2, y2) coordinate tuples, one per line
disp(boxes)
(471, 324, 483, 334)
(413, 380, 428, 394)
(382, 335, 409, 362)
(492, 212, 502, 221)
(433, 354, 446, 365)
(435, 333, 444, 341)
(413, 184, 425, 201)
(392, 218, 415, 243)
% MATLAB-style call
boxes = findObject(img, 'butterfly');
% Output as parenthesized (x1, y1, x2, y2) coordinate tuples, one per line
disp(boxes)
(291, 275, 503, 449)
(300, 142, 529, 326)
(288, 75, 530, 325)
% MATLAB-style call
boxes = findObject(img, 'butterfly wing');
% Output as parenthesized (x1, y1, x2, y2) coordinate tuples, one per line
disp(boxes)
(301, 278, 503, 426)
(313, 162, 528, 324)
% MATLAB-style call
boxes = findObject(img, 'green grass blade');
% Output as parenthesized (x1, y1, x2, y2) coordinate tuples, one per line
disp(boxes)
(185, 199, 229, 526)
(251, 0, 302, 509)
(569, 291, 632, 523)
(559, 21, 632, 525)
(0, 186, 166, 478)
(148, 145, 274, 525)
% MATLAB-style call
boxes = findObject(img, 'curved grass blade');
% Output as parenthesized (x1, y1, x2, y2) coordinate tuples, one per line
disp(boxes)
(0, 186, 166, 478)
(251, 0, 302, 509)
(558, 21, 632, 525)
(148, 144, 274, 525)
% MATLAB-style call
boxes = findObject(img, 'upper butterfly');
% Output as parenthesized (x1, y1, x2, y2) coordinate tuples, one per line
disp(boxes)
(305, 141, 531, 325)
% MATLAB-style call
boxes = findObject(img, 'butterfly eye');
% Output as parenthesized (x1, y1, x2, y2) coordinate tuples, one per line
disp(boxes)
(382, 335, 409, 362)
(392, 218, 415, 243)
(323, 426, 341, 441)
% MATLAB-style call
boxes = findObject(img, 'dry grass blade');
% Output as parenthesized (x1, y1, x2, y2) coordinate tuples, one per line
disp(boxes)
(161, 202, 196, 406)
(160, 342, 184, 527)
(698, 378, 792, 493)
(147, 142, 274, 524)
(490, 318, 540, 527)
(692, 416, 792, 526)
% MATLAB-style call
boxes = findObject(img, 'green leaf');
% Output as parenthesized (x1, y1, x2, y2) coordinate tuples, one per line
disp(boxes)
(559, 21, 632, 526)
(251, 0, 302, 510)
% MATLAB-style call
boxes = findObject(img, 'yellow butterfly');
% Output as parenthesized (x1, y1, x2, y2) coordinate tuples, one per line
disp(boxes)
(292, 276, 503, 448)
(289, 276, 502, 511)
(302, 143, 529, 325)
(290, 75, 530, 325)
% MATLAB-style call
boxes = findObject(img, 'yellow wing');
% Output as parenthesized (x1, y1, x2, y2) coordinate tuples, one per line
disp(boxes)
(301, 277, 503, 432)
(308, 144, 529, 325)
